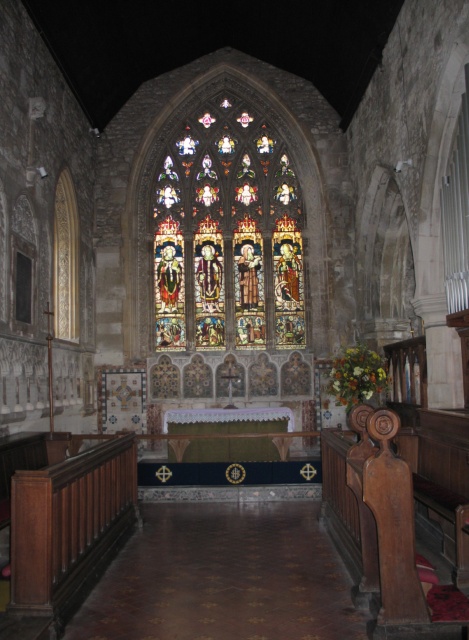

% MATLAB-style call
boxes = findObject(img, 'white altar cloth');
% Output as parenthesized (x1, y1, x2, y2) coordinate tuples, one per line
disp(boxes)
(163, 407, 294, 432)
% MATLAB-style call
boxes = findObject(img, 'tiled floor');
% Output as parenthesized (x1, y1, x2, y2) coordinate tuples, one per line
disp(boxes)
(61, 500, 372, 640)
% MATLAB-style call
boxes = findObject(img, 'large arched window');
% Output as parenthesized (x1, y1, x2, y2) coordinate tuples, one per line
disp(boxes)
(54, 169, 80, 341)
(152, 94, 305, 353)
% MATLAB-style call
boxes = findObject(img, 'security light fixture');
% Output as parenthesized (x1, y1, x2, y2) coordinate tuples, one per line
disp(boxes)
(394, 159, 413, 173)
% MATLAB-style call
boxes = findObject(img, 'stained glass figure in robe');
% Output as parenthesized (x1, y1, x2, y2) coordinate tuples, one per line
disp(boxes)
(196, 243, 223, 312)
(194, 215, 225, 350)
(176, 133, 199, 156)
(235, 183, 258, 206)
(233, 215, 266, 349)
(273, 214, 305, 348)
(275, 241, 303, 311)
(156, 244, 182, 313)
(256, 133, 275, 154)
(154, 216, 186, 351)
(217, 134, 236, 154)
(237, 244, 261, 311)
(275, 183, 296, 205)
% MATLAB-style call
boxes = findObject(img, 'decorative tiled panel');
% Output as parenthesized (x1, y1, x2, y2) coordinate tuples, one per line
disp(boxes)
(281, 352, 311, 395)
(150, 355, 180, 399)
(315, 360, 347, 429)
(249, 353, 278, 396)
(183, 354, 213, 398)
(99, 367, 146, 432)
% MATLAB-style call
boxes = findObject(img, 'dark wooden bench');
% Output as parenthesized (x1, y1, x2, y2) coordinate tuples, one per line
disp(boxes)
(412, 472, 469, 588)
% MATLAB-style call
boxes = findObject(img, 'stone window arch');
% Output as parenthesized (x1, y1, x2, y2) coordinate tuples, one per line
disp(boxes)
(54, 168, 80, 341)
(127, 62, 331, 360)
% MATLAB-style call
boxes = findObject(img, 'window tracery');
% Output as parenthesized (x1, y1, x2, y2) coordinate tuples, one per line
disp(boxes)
(152, 92, 306, 353)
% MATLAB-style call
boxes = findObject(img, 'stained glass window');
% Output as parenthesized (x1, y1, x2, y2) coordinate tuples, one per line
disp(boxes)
(234, 215, 265, 349)
(176, 129, 199, 155)
(154, 216, 186, 351)
(194, 215, 225, 350)
(273, 215, 305, 349)
(152, 93, 305, 352)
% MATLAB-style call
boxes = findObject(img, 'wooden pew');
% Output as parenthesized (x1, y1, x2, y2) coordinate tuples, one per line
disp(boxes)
(352, 408, 431, 629)
(8, 433, 139, 635)
(345, 404, 380, 608)
(322, 407, 469, 637)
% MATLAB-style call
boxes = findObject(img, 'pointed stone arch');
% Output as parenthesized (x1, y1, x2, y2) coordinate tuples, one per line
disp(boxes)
(356, 166, 415, 342)
(122, 60, 329, 359)
(54, 168, 80, 341)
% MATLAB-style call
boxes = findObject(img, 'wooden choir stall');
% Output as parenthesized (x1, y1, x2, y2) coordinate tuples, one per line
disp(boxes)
(321, 405, 469, 639)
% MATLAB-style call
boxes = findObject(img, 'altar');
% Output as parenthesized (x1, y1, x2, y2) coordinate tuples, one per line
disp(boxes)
(164, 407, 294, 463)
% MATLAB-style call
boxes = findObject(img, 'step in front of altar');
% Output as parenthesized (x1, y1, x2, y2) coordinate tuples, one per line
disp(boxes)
(138, 459, 322, 488)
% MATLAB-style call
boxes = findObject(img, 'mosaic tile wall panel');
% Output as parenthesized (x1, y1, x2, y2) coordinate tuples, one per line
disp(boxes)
(150, 355, 180, 399)
(249, 353, 278, 396)
(100, 367, 146, 432)
(315, 360, 347, 429)
(183, 354, 213, 398)
(215, 356, 246, 399)
(281, 351, 311, 395)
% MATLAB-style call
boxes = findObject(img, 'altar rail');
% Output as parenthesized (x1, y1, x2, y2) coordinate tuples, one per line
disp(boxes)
(8, 433, 138, 627)
(69, 431, 321, 463)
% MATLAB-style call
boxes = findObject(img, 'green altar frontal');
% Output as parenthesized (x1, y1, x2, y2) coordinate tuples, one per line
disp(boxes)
(167, 419, 289, 463)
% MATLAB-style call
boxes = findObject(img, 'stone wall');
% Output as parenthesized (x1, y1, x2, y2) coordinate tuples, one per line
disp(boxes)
(347, 0, 469, 406)
(93, 48, 356, 371)
(0, 0, 98, 433)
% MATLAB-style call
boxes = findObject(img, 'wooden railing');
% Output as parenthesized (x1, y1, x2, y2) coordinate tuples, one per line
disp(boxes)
(8, 433, 138, 624)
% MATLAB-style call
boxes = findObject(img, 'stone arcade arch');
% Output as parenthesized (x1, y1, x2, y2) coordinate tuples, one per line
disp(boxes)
(355, 166, 416, 346)
(412, 34, 469, 407)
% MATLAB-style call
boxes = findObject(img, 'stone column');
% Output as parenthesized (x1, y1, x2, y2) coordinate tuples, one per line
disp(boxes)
(412, 293, 464, 408)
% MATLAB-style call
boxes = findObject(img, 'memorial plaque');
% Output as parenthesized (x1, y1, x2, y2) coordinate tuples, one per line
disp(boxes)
(15, 251, 32, 324)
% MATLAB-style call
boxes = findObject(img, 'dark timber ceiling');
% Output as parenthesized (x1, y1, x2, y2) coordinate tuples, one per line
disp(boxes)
(21, 0, 405, 132)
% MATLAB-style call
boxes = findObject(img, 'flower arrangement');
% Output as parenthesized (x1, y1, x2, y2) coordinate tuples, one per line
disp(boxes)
(327, 343, 387, 412)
